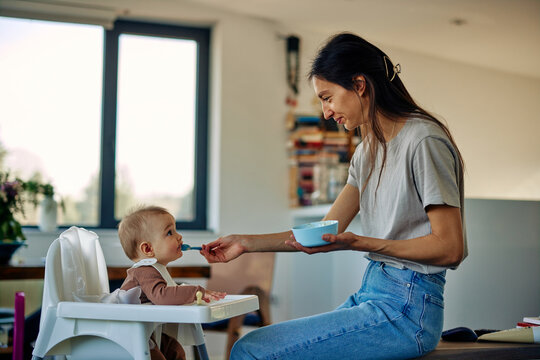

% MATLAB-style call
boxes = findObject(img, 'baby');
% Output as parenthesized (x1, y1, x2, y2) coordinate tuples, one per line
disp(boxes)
(118, 205, 226, 360)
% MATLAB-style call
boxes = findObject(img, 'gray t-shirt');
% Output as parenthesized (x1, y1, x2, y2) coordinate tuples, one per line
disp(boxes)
(347, 117, 467, 274)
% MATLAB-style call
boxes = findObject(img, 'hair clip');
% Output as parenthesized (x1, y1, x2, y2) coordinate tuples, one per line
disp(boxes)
(383, 55, 401, 82)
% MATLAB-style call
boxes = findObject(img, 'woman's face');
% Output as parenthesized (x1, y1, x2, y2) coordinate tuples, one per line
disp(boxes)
(312, 76, 367, 130)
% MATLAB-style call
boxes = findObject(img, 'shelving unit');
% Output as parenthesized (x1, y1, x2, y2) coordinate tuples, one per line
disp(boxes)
(287, 114, 359, 208)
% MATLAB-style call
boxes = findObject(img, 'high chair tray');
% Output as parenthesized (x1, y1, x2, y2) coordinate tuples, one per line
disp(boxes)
(56, 294, 258, 323)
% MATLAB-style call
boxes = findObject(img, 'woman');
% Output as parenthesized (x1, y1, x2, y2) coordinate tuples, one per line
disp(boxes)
(201, 32, 466, 359)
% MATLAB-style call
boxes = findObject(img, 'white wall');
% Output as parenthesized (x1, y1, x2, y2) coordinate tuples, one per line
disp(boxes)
(388, 47, 540, 200)
(210, 18, 289, 236)
(444, 199, 540, 330)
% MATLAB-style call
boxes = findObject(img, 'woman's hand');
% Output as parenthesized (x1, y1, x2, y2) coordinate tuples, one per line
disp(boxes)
(285, 231, 366, 254)
(200, 235, 247, 263)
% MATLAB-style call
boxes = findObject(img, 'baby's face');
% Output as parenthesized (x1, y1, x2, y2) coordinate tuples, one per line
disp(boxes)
(148, 213, 183, 265)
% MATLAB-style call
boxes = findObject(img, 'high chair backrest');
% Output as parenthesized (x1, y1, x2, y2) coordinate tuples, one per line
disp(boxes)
(40, 227, 109, 328)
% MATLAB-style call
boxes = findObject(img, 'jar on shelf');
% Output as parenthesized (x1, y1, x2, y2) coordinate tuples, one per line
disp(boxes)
(311, 152, 339, 205)
(328, 163, 349, 202)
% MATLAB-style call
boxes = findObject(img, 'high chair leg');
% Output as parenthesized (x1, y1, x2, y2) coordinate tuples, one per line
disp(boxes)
(193, 344, 209, 360)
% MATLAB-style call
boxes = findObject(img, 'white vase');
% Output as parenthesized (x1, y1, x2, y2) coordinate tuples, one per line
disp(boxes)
(39, 196, 57, 232)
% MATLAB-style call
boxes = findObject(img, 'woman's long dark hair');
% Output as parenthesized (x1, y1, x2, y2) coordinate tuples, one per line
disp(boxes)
(308, 32, 464, 195)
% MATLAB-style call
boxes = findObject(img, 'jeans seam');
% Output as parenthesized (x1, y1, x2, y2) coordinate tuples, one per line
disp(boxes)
(395, 271, 415, 319)
(414, 294, 426, 355)
(264, 313, 406, 360)
(415, 292, 445, 356)
(362, 261, 375, 287)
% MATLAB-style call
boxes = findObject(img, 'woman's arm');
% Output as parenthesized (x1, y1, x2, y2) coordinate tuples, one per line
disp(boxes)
(322, 184, 360, 232)
(369, 204, 464, 266)
(289, 204, 464, 267)
(200, 226, 294, 263)
(200, 184, 360, 263)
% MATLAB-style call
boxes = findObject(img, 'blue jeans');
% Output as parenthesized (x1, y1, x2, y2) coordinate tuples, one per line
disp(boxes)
(230, 260, 446, 359)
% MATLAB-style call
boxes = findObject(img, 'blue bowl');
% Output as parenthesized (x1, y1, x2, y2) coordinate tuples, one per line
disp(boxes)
(292, 220, 338, 247)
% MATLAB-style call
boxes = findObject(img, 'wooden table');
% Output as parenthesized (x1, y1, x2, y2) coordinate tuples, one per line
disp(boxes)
(420, 340, 540, 359)
(0, 265, 210, 280)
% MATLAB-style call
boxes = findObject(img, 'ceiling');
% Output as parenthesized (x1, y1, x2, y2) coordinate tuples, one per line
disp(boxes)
(186, 0, 540, 79)
(5, 0, 540, 79)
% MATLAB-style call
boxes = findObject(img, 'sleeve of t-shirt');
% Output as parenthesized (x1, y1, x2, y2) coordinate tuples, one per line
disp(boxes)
(346, 146, 360, 188)
(131, 266, 205, 305)
(412, 136, 460, 209)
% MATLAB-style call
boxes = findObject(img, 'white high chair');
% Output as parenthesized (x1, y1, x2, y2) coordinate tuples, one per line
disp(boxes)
(31, 227, 259, 360)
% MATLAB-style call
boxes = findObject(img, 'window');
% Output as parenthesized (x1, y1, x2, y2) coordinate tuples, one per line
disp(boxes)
(0, 17, 210, 229)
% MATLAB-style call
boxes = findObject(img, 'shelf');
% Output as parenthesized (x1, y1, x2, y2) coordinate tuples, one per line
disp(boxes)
(287, 114, 358, 208)
(290, 204, 332, 219)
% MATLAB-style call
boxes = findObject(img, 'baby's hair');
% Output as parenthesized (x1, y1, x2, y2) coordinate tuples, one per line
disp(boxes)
(118, 205, 171, 260)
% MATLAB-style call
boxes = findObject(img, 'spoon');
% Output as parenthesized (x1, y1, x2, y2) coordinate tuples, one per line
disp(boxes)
(181, 244, 202, 251)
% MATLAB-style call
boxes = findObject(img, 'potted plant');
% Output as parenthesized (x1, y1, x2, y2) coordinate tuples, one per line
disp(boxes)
(0, 172, 27, 264)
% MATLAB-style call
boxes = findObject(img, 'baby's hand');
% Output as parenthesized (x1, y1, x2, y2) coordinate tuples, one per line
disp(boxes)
(203, 289, 227, 303)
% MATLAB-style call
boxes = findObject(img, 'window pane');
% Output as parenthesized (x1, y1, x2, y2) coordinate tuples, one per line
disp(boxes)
(0, 17, 103, 226)
(115, 34, 197, 221)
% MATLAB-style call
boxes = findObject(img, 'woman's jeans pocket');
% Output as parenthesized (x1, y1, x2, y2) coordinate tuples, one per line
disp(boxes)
(378, 263, 412, 308)
(380, 263, 409, 285)
(416, 293, 444, 355)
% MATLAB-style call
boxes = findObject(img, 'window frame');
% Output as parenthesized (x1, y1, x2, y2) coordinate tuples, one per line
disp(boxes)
(100, 20, 210, 230)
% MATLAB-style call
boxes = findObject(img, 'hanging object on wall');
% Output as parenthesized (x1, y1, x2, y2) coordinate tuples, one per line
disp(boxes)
(285, 35, 300, 131)
(286, 35, 300, 96)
